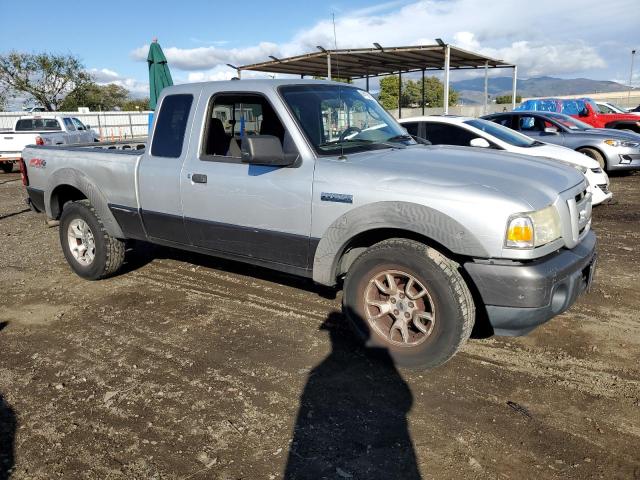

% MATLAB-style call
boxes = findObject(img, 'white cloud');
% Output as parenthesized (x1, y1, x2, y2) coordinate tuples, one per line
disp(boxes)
(126, 0, 637, 83)
(131, 42, 282, 71)
(87, 68, 149, 97)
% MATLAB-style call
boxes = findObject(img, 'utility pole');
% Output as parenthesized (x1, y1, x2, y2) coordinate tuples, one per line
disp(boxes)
(628, 49, 636, 108)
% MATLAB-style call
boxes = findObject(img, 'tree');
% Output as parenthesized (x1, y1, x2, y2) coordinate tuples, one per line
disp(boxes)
(122, 98, 150, 111)
(0, 88, 7, 111)
(495, 94, 522, 104)
(0, 52, 91, 111)
(60, 82, 129, 111)
(378, 75, 459, 109)
(378, 76, 400, 109)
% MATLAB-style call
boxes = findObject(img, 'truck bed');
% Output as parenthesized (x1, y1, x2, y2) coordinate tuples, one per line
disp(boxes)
(22, 141, 147, 216)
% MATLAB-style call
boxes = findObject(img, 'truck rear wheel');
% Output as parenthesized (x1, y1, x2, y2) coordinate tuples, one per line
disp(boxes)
(1, 162, 13, 173)
(343, 239, 475, 369)
(59, 200, 125, 280)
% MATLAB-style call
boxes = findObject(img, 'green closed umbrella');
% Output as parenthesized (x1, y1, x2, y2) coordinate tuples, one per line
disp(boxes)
(148, 39, 173, 110)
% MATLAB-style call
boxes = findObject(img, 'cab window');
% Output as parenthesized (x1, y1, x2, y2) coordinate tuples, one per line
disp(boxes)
(63, 118, 76, 131)
(201, 93, 288, 161)
(151, 94, 193, 158)
(71, 118, 86, 131)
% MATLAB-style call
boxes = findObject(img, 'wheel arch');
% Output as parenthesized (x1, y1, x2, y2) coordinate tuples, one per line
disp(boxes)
(312, 201, 489, 286)
(575, 145, 608, 169)
(603, 120, 640, 133)
(46, 168, 124, 238)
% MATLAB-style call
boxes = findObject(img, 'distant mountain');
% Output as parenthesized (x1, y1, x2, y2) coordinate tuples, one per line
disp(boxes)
(452, 76, 630, 104)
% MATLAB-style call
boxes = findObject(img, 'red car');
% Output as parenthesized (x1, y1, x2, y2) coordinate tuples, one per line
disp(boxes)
(515, 98, 640, 133)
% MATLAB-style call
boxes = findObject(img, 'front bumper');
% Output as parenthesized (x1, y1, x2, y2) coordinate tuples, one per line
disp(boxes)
(464, 230, 597, 336)
(606, 151, 640, 171)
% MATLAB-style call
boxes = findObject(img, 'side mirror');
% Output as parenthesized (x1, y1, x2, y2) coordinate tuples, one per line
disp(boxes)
(241, 135, 293, 166)
(544, 127, 559, 134)
(85, 124, 91, 129)
(469, 137, 490, 148)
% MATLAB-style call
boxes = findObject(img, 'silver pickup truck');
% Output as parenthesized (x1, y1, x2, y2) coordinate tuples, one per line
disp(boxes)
(21, 80, 597, 369)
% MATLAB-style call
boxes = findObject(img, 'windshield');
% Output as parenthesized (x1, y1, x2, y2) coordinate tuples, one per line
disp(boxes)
(280, 84, 415, 155)
(543, 113, 592, 130)
(464, 118, 537, 148)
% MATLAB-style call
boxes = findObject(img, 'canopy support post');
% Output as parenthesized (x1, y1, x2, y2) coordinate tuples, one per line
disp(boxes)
(443, 45, 450, 114)
(366, 75, 369, 92)
(398, 71, 403, 119)
(512, 65, 518, 110)
(421, 69, 425, 115)
(327, 53, 332, 80)
(483, 61, 489, 115)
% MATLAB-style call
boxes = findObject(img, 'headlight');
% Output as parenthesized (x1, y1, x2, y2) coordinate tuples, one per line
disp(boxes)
(604, 139, 640, 148)
(505, 205, 562, 249)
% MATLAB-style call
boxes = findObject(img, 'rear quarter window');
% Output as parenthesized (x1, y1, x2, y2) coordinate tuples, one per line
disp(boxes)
(151, 94, 194, 158)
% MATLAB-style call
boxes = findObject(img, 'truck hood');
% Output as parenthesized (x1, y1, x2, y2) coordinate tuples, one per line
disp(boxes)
(348, 144, 585, 209)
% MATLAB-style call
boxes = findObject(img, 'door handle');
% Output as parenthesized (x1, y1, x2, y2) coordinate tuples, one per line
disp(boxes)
(191, 173, 207, 184)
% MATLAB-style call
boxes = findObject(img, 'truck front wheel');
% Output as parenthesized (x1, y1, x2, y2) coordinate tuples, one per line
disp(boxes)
(343, 239, 475, 369)
(59, 200, 125, 280)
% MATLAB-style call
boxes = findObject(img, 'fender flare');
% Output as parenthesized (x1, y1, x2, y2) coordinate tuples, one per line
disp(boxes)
(46, 168, 124, 238)
(312, 201, 489, 286)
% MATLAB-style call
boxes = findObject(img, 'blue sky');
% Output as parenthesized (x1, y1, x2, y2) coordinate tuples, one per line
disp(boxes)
(1, 0, 638, 98)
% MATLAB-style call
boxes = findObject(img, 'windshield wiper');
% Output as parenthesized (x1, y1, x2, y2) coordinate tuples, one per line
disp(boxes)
(386, 134, 413, 142)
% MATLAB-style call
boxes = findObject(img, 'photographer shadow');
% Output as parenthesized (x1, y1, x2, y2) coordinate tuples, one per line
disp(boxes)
(0, 393, 16, 480)
(284, 311, 421, 480)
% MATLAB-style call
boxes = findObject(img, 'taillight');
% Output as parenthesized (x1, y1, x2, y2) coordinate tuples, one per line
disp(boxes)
(19, 158, 29, 186)
(35, 136, 44, 146)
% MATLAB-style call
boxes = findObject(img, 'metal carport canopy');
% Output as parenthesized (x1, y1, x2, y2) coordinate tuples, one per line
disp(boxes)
(237, 44, 518, 115)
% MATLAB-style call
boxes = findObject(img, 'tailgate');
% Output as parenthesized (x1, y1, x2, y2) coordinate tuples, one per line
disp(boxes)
(0, 132, 37, 156)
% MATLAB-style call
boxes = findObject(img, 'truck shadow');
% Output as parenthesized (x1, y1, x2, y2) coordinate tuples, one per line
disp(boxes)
(121, 241, 337, 299)
(284, 311, 421, 479)
(0, 393, 16, 480)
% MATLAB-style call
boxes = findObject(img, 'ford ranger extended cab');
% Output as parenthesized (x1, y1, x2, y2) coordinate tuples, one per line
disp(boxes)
(21, 80, 597, 369)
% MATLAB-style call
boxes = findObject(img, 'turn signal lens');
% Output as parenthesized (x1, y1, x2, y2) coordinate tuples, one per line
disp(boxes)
(506, 217, 534, 248)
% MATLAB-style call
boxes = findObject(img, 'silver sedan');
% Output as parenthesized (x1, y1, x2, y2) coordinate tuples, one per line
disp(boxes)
(483, 111, 640, 172)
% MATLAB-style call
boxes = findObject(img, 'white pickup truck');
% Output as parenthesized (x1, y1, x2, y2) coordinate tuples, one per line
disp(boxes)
(0, 116, 97, 173)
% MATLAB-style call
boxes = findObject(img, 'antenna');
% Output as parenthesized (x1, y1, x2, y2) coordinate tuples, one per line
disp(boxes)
(332, 13, 347, 160)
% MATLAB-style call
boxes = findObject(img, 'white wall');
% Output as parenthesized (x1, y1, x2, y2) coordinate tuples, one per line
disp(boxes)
(0, 111, 151, 138)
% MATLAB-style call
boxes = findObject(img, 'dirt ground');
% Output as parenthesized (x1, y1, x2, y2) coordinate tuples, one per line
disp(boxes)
(0, 170, 639, 480)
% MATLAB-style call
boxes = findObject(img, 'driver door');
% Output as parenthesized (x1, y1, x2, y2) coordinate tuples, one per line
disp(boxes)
(180, 90, 315, 270)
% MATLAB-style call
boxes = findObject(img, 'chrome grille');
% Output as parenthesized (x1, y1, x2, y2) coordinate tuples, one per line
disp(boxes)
(567, 189, 591, 244)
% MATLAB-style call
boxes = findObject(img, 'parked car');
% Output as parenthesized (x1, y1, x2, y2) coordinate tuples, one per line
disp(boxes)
(0, 116, 97, 173)
(399, 115, 611, 205)
(596, 101, 639, 115)
(483, 111, 640, 173)
(515, 98, 640, 132)
(22, 106, 47, 113)
(21, 80, 597, 369)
